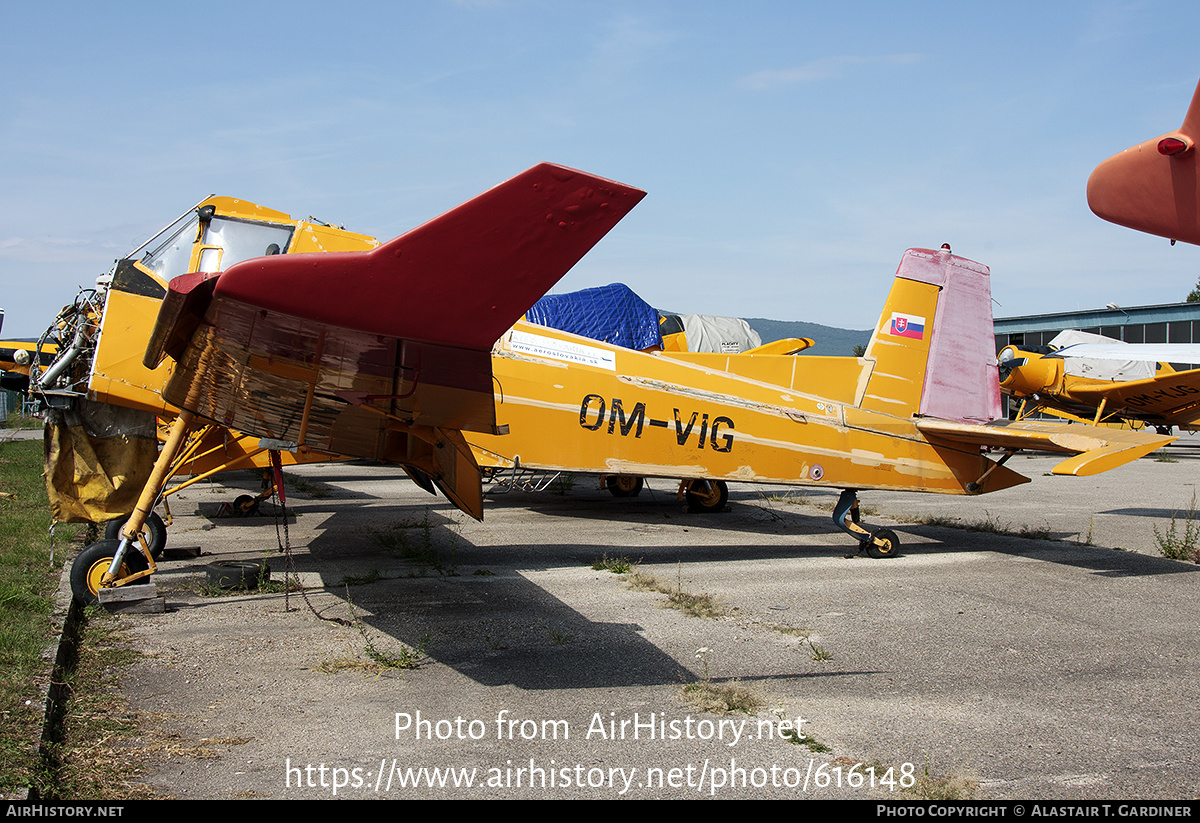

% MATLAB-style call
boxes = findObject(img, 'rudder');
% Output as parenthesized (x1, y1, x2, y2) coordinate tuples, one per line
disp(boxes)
(858, 248, 1000, 424)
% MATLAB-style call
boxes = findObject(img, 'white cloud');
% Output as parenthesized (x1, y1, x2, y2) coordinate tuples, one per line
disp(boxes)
(739, 53, 923, 91)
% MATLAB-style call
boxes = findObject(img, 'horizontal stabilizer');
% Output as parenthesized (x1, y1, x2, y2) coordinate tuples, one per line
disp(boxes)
(917, 418, 1174, 476)
(743, 337, 814, 355)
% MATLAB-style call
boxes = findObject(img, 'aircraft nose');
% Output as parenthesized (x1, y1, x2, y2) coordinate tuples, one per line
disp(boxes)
(997, 347, 1026, 384)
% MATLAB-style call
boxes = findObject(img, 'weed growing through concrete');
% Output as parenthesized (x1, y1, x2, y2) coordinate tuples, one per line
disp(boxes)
(545, 626, 575, 645)
(769, 625, 833, 661)
(280, 471, 333, 498)
(197, 560, 293, 597)
(622, 566, 728, 618)
(681, 647, 763, 715)
(681, 681, 761, 714)
(340, 569, 381, 587)
(804, 635, 832, 662)
(905, 757, 980, 800)
(316, 586, 430, 673)
(911, 513, 1051, 541)
(783, 725, 831, 753)
(591, 554, 637, 574)
(1153, 494, 1200, 562)
(366, 509, 458, 576)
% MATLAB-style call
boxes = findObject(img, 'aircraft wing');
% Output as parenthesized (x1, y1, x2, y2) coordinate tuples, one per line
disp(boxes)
(917, 418, 1174, 476)
(144, 163, 645, 518)
(1063, 369, 1200, 428)
(1049, 343, 1200, 363)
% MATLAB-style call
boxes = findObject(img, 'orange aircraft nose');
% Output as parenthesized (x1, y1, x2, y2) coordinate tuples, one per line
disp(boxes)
(998, 347, 1062, 397)
(1086, 78, 1200, 246)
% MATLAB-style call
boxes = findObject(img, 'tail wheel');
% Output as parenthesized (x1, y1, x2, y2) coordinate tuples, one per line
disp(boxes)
(69, 539, 151, 607)
(866, 528, 900, 559)
(606, 476, 644, 498)
(685, 479, 728, 513)
(104, 511, 167, 559)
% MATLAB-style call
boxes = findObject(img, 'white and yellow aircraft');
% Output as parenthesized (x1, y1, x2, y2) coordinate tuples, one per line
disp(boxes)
(999, 329, 1200, 433)
(20, 163, 1172, 606)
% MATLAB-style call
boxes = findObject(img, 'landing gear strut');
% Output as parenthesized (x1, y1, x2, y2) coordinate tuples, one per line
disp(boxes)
(833, 489, 899, 558)
(68, 411, 196, 605)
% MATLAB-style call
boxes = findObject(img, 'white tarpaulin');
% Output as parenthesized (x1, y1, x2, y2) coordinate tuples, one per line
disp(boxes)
(678, 314, 762, 353)
(1048, 330, 1157, 381)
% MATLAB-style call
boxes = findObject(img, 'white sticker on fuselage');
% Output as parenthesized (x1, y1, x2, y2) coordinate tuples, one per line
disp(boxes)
(509, 329, 617, 370)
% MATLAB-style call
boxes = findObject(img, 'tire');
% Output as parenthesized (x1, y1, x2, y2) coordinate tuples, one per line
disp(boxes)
(605, 475, 644, 498)
(866, 528, 900, 559)
(685, 479, 728, 513)
(232, 495, 260, 516)
(104, 511, 167, 559)
(70, 539, 151, 607)
(206, 560, 271, 590)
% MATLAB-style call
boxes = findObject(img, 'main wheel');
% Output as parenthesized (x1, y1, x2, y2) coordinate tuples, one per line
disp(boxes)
(685, 479, 728, 513)
(231, 494, 260, 516)
(866, 528, 900, 558)
(606, 475, 644, 498)
(70, 539, 151, 607)
(104, 511, 167, 559)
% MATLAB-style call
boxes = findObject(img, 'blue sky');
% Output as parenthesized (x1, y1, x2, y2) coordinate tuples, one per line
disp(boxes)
(3, 0, 1199, 337)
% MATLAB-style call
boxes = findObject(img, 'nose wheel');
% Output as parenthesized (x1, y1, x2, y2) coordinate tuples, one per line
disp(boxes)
(833, 489, 900, 558)
(69, 539, 152, 606)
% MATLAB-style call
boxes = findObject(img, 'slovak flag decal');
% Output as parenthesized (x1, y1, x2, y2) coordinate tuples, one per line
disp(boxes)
(888, 312, 925, 340)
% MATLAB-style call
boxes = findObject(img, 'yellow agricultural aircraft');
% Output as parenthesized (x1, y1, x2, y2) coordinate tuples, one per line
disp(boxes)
(12, 163, 1173, 606)
(999, 330, 1200, 433)
(4, 197, 383, 562)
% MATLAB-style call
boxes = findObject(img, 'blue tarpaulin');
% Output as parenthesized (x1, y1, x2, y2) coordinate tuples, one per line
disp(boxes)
(525, 283, 662, 351)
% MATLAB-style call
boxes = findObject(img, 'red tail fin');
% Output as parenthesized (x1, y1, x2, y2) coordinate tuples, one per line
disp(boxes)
(211, 163, 647, 349)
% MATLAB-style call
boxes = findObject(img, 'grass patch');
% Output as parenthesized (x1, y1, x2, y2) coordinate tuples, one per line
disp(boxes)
(1, 414, 44, 431)
(317, 631, 429, 674)
(0, 439, 81, 797)
(546, 626, 575, 645)
(196, 562, 297, 597)
(761, 493, 878, 517)
(196, 577, 298, 597)
(41, 609, 164, 799)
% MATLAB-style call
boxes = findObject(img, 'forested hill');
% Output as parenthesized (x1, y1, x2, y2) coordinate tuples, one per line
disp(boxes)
(746, 318, 872, 357)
